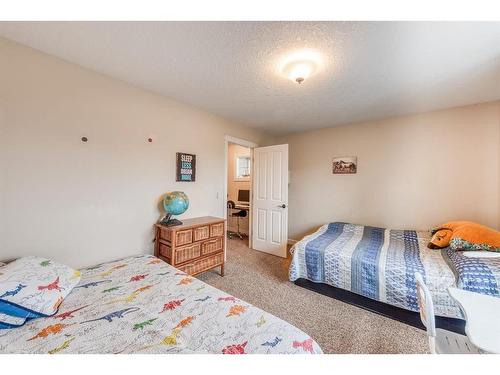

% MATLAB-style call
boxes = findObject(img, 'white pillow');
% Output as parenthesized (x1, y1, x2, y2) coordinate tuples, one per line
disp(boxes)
(0, 256, 81, 327)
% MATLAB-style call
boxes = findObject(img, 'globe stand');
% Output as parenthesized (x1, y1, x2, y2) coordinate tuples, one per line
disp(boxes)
(159, 213, 183, 227)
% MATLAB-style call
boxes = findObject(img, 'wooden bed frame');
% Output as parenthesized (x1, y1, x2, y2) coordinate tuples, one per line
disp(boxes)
(294, 278, 466, 335)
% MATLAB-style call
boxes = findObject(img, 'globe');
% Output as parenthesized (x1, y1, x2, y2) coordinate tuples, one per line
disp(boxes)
(163, 191, 189, 216)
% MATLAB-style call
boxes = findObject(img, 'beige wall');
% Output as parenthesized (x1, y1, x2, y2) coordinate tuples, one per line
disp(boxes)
(0, 105, 5, 250)
(0, 37, 270, 268)
(278, 102, 500, 240)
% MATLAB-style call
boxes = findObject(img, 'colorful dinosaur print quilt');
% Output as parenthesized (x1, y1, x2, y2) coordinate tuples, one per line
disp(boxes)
(289, 222, 463, 319)
(0, 256, 81, 328)
(0, 255, 322, 354)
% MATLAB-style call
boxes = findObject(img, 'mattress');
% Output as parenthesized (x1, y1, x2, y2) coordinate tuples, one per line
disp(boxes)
(289, 222, 463, 319)
(0, 255, 322, 354)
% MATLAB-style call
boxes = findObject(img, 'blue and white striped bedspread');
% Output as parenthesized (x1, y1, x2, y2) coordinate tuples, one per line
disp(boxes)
(289, 222, 462, 319)
(445, 249, 500, 297)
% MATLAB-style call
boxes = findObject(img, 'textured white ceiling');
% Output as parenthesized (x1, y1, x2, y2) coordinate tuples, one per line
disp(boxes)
(0, 22, 499, 135)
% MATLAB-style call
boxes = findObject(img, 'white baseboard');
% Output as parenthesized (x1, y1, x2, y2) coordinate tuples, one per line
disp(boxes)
(287, 239, 298, 245)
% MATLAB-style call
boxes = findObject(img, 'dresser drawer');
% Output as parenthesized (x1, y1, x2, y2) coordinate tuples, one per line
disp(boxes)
(158, 242, 172, 259)
(179, 252, 224, 276)
(159, 227, 172, 242)
(210, 222, 225, 237)
(175, 243, 201, 264)
(193, 225, 210, 242)
(201, 237, 223, 255)
(175, 229, 193, 246)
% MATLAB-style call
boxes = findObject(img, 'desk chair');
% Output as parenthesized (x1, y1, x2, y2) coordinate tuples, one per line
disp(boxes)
(415, 273, 480, 354)
(227, 200, 247, 240)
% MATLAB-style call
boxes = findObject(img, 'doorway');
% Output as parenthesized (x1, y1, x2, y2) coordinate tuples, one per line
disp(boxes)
(223, 136, 290, 259)
(225, 136, 255, 249)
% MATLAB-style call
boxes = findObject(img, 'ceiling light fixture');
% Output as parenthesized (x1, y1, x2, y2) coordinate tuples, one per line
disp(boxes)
(279, 49, 323, 85)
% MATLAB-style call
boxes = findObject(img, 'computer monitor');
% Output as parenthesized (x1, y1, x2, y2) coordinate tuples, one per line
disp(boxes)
(237, 189, 250, 203)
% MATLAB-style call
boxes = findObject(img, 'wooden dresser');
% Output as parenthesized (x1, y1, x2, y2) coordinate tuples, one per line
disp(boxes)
(154, 216, 225, 276)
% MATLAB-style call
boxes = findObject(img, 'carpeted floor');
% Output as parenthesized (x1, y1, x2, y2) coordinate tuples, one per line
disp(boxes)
(198, 237, 429, 354)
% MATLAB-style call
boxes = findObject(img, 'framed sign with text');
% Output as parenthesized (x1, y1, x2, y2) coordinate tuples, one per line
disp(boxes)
(176, 152, 196, 182)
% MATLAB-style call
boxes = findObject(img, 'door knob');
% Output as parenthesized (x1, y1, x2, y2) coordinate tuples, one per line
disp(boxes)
(279, 204, 287, 208)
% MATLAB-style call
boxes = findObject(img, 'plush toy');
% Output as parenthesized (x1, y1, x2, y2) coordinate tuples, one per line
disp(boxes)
(428, 220, 468, 249)
(427, 228, 453, 249)
(428, 220, 500, 252)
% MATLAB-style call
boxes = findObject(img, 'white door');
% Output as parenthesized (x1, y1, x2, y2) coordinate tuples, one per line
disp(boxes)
(252, 144, 288, 257)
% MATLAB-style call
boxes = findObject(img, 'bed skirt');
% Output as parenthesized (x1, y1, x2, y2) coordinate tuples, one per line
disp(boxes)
(294, 278, 465, 334)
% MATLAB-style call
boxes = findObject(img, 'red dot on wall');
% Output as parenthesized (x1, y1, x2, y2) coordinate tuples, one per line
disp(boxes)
(147, 138, 153, 143)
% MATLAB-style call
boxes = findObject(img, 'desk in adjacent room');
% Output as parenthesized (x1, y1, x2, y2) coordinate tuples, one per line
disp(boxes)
(228, 205, 250, 236)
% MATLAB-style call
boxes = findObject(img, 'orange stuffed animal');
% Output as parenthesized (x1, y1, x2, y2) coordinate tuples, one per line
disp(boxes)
(428, 221, 469, 249)
(428, 221, 500, 252)
(427, 228, 453, 249)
